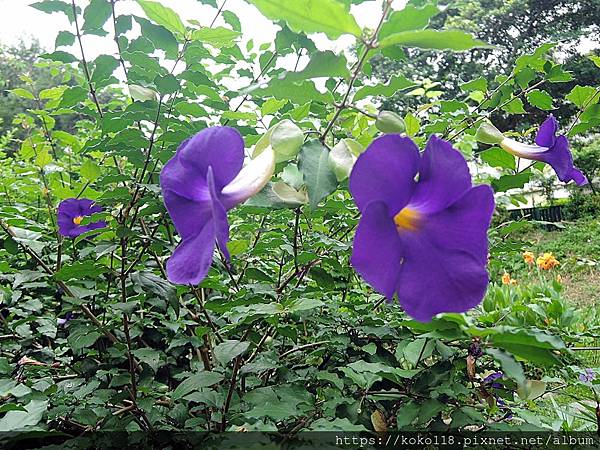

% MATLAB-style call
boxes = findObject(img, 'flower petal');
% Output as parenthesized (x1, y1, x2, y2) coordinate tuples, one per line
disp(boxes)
(544, 135, 588, 185)
(207, 167, 230, 261)
(424, 185, 495, 265)
(349, 135, 419, 214)
(160, 151, 210, 202)
(396, 236, 489, 322)
(220, 146, 276, 210)
(179, 126, 245, 190)
(395, 186, 494, 322)
(535, 115, 558, 147)
(166, 221, 216, 285)
(350, 201, 404, 299)
(410, 135, 472, 214)
(163, 190, 211, 240)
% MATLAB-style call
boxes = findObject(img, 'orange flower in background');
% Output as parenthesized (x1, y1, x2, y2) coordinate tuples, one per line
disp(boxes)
(523, 251, 535, 265)
(536, 252, 560, 270)
(501, 272, 518, 285)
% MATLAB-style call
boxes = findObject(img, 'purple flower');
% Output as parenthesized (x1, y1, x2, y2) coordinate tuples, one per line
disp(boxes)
(160, 126, 275, 285)
(500, 115, 587, 186)
(57, 198, 106, 238)
(579, 368, 596, 383)
(349, 135, 495, 322)
(57, 312, 73, 327)
(483, 371, 504, 388)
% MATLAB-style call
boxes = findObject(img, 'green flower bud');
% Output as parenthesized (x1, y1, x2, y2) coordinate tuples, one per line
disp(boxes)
(476, 122, 505, 145)
(329, 139, 360, 181)
(253, 120, 304, 163)
(375, 111, 406, 134)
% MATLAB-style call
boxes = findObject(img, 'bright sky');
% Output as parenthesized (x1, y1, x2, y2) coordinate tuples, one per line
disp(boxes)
(0, 0, 407, 57)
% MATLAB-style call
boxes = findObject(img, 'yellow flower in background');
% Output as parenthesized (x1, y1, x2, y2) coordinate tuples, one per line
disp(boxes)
(556, 274, 562, 283)
(536, 252, 560, 270)
(523, 251, 535, 265)
(509, 279, 518, 286)
(501, 273, 511, 284)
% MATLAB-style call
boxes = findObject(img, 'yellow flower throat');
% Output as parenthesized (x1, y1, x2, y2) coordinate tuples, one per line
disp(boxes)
(393, 207, 421, 232)
(73, 216, 84, 225)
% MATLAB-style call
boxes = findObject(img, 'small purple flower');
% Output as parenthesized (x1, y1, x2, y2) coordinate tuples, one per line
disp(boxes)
(57, 198, 107, 238)
(500, 115, 587, 186)
(483, 371, 504, 389)
(349, 135, 495, 322)
(57, 312, 73, 327)
(579, 368, 596, 383)
(160, 126, 275, 285)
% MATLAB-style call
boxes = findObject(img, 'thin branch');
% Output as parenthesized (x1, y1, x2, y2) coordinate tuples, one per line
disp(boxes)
(71, 0, 103, 118)
(321, 0, 393, 141)
(210, 0, 228, 28)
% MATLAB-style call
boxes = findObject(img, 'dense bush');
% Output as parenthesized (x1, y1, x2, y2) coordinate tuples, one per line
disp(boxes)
(0, 0, 599, 446)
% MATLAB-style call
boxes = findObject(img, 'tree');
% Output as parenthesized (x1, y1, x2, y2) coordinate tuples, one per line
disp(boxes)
(371, 0, 600, 128)
(0, 40, 75, 148)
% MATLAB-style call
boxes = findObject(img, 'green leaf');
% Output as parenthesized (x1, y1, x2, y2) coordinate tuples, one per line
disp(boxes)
(35, 149, 52, 168)
(154, 73, 180, 95)
(502, 97, 526, 114)
(0, 400, 48, 431)
(248, 79, 333, 105)
(55, 261, 107, 281)
(491, 327, 565, 366)
(191, 27, 241, 48)
(82, 0, 112, 34)
(172, 372, 224, 400)
(81, 159, 101, 181)
(480, 147, 515, 170)
(10, 88, 35, 100)
(404, 113, 420, 136)
(492, 173, 530, 192)
(59, 86, 89, 107)
(213, 340, 251, 366)
(565, 85, 598, 108)
(486, 348, 525, 384)
(67, 325, 101, 350)
(379, 3, 439, 39)
(31, 0, 75, 22)
(137, 0, 186, 35)
(136, 17, 179, 59)
(526, 89, 554, 110)
(246, 0, 362, 39)
(40, 50, 78, 64)
(261, 98, 287, 116)
(298, 140, 338, 209)
(282, 51, 350, 82)
(353, 74, 415, 101)
(589, 55, 600, 68)
(516, 379, 546, 401)
(396, 401, 419, 428)
(91, 55, 120, 85)
(460, 77, 487, 92)
(379, 29, 491, 51)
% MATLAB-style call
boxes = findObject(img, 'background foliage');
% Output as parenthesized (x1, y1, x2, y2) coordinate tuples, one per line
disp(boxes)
(0, 0, 599, 445)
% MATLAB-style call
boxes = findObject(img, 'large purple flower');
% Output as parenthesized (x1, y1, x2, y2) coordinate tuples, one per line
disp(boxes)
(499, 115, 587, 185)
(160, 126, 275, 285)
(57, 198, 107, 238)
(349, 135, 495, 322)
